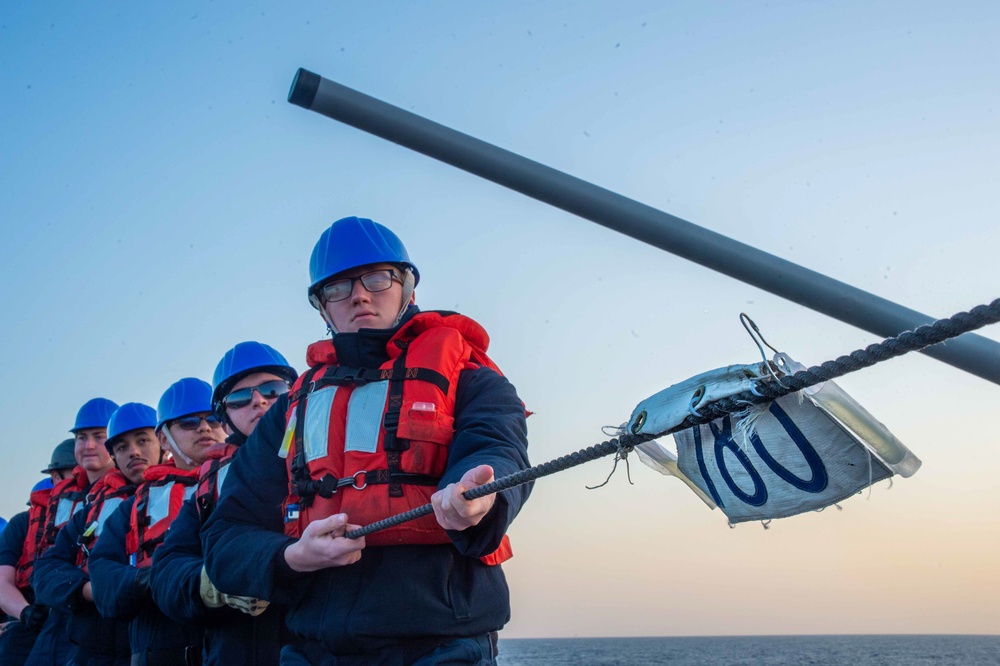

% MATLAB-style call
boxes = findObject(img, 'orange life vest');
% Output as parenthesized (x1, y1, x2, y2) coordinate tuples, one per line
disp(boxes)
(194, 442, 239, 522)
(41, 467, 91, 551)
(281, 311, 513, 563)
(75, 470, 133, 572)
(14, 485, 54, 591)
(125, 462, 199, 568)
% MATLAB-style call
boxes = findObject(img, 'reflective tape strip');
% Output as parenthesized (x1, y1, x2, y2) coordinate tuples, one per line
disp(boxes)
(147, 483, 180, 524)
(93, 497, 124, 538)
(345, 381, 389, 454)
(278, 413, 296, 459)
(304, 386, 338, 462)
(147, 484, 173, 525)
(217, 464, 231, 496)
(54, 497, 83, 528)
(148, 482, 196, 526)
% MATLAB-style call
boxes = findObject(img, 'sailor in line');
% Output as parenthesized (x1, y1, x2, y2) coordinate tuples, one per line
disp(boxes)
(202, 216, 532, 665)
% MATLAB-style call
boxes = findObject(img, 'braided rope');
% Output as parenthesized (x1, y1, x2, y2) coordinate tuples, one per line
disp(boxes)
(676, 297, 1000, 429)
(345, 297, 1000, 539)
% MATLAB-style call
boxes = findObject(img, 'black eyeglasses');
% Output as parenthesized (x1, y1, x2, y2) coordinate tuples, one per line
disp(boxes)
(171, 414, 222, 431)
(223, 379, 290, 410)
(320, 269, 401, 303)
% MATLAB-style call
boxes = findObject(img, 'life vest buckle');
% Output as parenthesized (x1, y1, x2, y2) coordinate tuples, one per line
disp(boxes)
(350, 470, 368, 491)
(305, 471, 370, 499)
(329, 366, 374, 386)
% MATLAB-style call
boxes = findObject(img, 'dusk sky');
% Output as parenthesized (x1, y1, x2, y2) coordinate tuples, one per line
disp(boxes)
(2, 2, 998, 637)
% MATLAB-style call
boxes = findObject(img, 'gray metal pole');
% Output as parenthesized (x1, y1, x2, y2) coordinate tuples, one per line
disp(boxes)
(288, 68, 1000, 385)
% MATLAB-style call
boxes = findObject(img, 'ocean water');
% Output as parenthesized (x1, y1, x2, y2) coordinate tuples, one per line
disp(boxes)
(496, 635, 1000, 665)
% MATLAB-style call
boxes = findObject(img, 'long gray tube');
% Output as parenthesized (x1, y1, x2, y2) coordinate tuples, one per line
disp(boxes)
(288, 68, 1000, 385)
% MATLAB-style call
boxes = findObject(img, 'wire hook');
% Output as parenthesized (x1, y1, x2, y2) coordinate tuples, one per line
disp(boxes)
(586, 439, 633, 489)
(740, 313, 786, 388)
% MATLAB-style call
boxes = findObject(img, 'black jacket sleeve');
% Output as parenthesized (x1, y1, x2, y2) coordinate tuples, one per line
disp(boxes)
(87, 498, 150, 619)
(0, 512, 29, 567)
(32, 510, 89, 612)
(202, 395, 302, 604)
(440, 368, 531, 557)
(149, 498, 213, 624)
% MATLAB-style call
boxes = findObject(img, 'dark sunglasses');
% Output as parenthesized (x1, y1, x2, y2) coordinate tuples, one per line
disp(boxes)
(223, 379, 290, 410)
(171, 414, 223, 431)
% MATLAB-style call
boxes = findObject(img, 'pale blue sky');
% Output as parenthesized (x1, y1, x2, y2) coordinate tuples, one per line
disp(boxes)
(2, 1, 998, 637)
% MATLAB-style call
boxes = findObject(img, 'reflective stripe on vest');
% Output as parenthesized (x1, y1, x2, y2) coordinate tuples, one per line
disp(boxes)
(216, 463, 231, 496)
(91, 497, 125, 539)
(53, 496, 86, 529)
(345, 382, 390, 453)
(147, 483, 195, 525)
(303, 386, 338, 462)
(298, 383, 392, 459)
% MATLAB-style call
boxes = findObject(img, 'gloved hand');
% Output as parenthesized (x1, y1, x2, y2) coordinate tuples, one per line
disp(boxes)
(221, 594, 270, 617)
(199, 566, 269, 616)
(199, 566, 225, 609)
(19, 604, 48, 632)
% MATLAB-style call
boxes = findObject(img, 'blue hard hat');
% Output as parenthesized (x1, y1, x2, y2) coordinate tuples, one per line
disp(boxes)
(212, 341, 298, 415)
(0, 516, 6, 533)
(71, 397, 119, 433)
(308, 217, 419, 301)
(157, 378, 214, 430)
(26, 478, 53, 506)
(41, 438, 77, 474)
(105, 403, 158, 452)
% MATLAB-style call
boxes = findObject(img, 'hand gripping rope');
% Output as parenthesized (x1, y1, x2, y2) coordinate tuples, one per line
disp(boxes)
(344, 297, 1000, 540)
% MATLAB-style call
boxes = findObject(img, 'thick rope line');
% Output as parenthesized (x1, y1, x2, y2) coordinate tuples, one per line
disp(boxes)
(345, 297, 1000, 539)
(346, 438, 626, 538)
(678, 297, 1000, 429)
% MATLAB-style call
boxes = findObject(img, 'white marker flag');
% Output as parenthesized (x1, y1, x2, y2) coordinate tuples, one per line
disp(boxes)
(630, 354, 920, 524)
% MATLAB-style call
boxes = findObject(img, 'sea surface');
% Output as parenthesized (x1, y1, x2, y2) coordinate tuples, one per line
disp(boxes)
(496, 635, 1000, 665)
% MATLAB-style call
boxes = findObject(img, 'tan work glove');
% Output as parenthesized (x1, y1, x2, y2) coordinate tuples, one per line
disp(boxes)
(199, 566, 226, 608)
(220, 594, 270, 617)
(199, 566, 270, 616)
